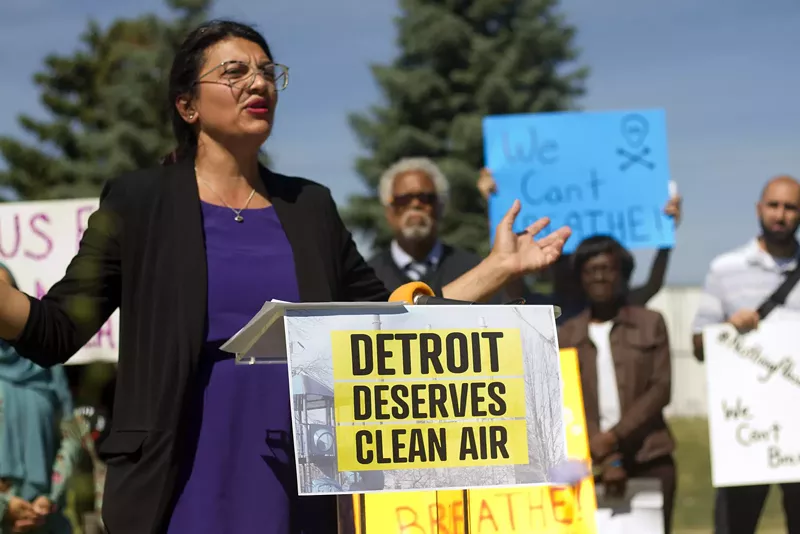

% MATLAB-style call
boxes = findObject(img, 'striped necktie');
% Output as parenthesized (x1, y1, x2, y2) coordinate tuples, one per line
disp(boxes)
(405, 260, 431, 281)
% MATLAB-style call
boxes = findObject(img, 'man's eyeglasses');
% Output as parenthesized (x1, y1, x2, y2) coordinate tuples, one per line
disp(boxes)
(391, 193, 438, 208)
(195, 60, 289, 92)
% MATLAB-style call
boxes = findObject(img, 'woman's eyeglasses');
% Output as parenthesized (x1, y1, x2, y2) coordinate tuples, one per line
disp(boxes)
(390, 192, 438, 208)
(195, 60, 290, 92)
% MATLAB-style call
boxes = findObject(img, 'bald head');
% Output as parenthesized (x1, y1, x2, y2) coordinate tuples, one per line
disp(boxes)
(760, 175, 800, 202)
(757, 174, 800, 245)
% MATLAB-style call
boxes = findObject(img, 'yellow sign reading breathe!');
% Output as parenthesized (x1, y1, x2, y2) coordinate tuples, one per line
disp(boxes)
(331, 329, 529, 472)
(342, 348, 598, 534)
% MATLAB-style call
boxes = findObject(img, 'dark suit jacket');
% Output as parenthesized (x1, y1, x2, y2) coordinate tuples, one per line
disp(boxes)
(367, 245, 504, 302)
(12, 158, 389, 533)
(558, 306, 675, 465)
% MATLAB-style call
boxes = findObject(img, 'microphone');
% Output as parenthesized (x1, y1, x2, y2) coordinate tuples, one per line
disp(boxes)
(388, 282, 526, 306)
(413, 294, 475, 305)
(414, 295, 528, 306)
(389, 281, 473, 305)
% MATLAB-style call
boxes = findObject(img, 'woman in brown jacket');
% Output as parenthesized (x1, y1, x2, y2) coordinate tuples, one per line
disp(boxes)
(558, 235, 676, 533)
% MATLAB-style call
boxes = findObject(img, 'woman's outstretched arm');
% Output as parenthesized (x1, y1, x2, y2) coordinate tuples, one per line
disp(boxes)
(0, 179, 125, 366)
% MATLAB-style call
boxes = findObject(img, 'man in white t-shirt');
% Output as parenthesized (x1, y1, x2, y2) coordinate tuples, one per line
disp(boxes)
(692, 175, 800, 534)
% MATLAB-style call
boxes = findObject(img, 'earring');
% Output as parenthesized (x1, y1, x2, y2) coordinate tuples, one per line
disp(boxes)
(188, 113, 195, 119)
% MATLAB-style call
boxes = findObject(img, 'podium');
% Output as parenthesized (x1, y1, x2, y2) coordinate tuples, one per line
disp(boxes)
(222, 299, 598, 533)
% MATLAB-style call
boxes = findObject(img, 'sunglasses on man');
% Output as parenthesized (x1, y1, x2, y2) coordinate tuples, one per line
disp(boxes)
(391, 192, 438, 208)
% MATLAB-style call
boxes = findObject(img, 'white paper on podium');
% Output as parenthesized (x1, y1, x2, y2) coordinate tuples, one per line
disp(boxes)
(220, 300, 405, 363)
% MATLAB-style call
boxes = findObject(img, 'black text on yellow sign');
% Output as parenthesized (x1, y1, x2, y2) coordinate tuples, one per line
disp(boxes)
(335, 420, 529, 471)
(331, 329, 524, 379)
(333, 379, 528, 423)
(331, 328, 527, 472)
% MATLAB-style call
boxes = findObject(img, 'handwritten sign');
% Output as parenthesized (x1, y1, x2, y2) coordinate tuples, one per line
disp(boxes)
(0, 198, 117, 364)
(344, 348, 598, 533)
(482, 109, 674, 254)
(704, 314, 800, 486)
(285, 305, 566, 495)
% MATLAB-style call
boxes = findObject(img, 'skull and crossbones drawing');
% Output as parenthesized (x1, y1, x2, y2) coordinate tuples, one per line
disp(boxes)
(617, 114, 655, 171)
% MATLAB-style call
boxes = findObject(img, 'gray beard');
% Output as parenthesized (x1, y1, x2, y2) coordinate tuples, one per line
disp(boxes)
(400, 225, 432, 241)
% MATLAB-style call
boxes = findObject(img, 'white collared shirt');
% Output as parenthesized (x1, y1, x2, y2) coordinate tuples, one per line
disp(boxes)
(587, 320, 621, 432)
(390, 240, 443, 280)
(692, 238, 800, 332)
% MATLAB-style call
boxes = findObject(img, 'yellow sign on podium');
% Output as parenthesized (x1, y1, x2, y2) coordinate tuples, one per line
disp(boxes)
(339, 348, 596, 533)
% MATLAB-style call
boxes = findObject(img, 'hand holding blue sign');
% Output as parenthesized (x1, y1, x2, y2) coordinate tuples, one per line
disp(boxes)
(664, 193, 682, 226)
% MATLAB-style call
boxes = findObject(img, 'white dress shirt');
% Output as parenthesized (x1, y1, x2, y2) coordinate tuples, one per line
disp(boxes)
(390, 240, 443, 280)
(588, 320, 621, 432)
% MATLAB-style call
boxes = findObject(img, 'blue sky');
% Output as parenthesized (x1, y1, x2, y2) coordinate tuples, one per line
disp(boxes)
(1, 0, 798, 285)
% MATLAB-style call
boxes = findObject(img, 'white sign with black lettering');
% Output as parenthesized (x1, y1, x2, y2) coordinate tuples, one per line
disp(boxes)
(704, 312, 800, 487)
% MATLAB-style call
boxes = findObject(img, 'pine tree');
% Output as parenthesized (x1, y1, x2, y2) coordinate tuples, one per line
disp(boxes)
(345, 0, 588, 256)
(0, 0, 211, 200)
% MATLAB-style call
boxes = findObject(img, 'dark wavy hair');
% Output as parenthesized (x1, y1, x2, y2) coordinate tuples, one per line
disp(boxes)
(571, 234, 634, 283)
(161, 20, 273, 165)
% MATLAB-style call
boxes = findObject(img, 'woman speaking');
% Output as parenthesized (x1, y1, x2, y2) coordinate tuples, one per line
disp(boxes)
(0, 20, 570, 534)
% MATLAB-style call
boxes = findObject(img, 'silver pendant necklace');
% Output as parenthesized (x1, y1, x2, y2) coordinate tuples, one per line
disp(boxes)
(196, 169, 257, 223)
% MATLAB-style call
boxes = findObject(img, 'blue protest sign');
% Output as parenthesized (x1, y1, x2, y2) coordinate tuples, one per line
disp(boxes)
(482, 109, 674, 254)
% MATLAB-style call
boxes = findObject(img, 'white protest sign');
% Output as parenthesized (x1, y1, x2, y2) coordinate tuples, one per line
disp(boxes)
(0, 198, 118, 365)
(704, 312, 800, 487)
(281, 304, 567, 496)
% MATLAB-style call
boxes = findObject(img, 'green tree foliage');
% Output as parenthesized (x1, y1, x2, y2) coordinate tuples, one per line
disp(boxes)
(345, 0, 588, 256)
(0, 0, 211, 200)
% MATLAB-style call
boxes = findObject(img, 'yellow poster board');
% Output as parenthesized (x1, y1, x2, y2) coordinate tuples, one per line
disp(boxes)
(340, 348, 596, 533)
(331, 328, 530, 473)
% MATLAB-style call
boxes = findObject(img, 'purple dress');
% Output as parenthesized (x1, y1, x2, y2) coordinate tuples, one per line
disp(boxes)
(167, 202, 330, 533)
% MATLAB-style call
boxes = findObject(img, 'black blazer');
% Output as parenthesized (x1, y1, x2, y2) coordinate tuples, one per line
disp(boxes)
(12, 158, 390, 533)
(368, 245, 483, 297)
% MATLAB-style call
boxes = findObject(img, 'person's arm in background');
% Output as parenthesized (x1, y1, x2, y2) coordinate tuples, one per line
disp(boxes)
(627, 249, 670, 306)
(691, 266, 727, 362)
(628, 193, 682, 306)
(46, 366, 82, 511)
(73, 406, 108, 524)
(477, 167, 496, 202)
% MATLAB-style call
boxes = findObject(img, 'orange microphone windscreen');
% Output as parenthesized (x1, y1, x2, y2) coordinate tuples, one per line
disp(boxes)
(388, 281, 435, 303)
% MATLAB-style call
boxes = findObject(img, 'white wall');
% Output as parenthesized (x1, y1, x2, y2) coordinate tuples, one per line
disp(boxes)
(647, 286, 708, 417)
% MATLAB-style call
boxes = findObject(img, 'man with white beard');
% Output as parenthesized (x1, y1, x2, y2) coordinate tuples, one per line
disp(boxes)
(367, 157, 501, 301)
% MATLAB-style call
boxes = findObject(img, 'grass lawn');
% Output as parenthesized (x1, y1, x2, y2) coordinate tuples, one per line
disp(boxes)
(670, 417, 786, 534)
